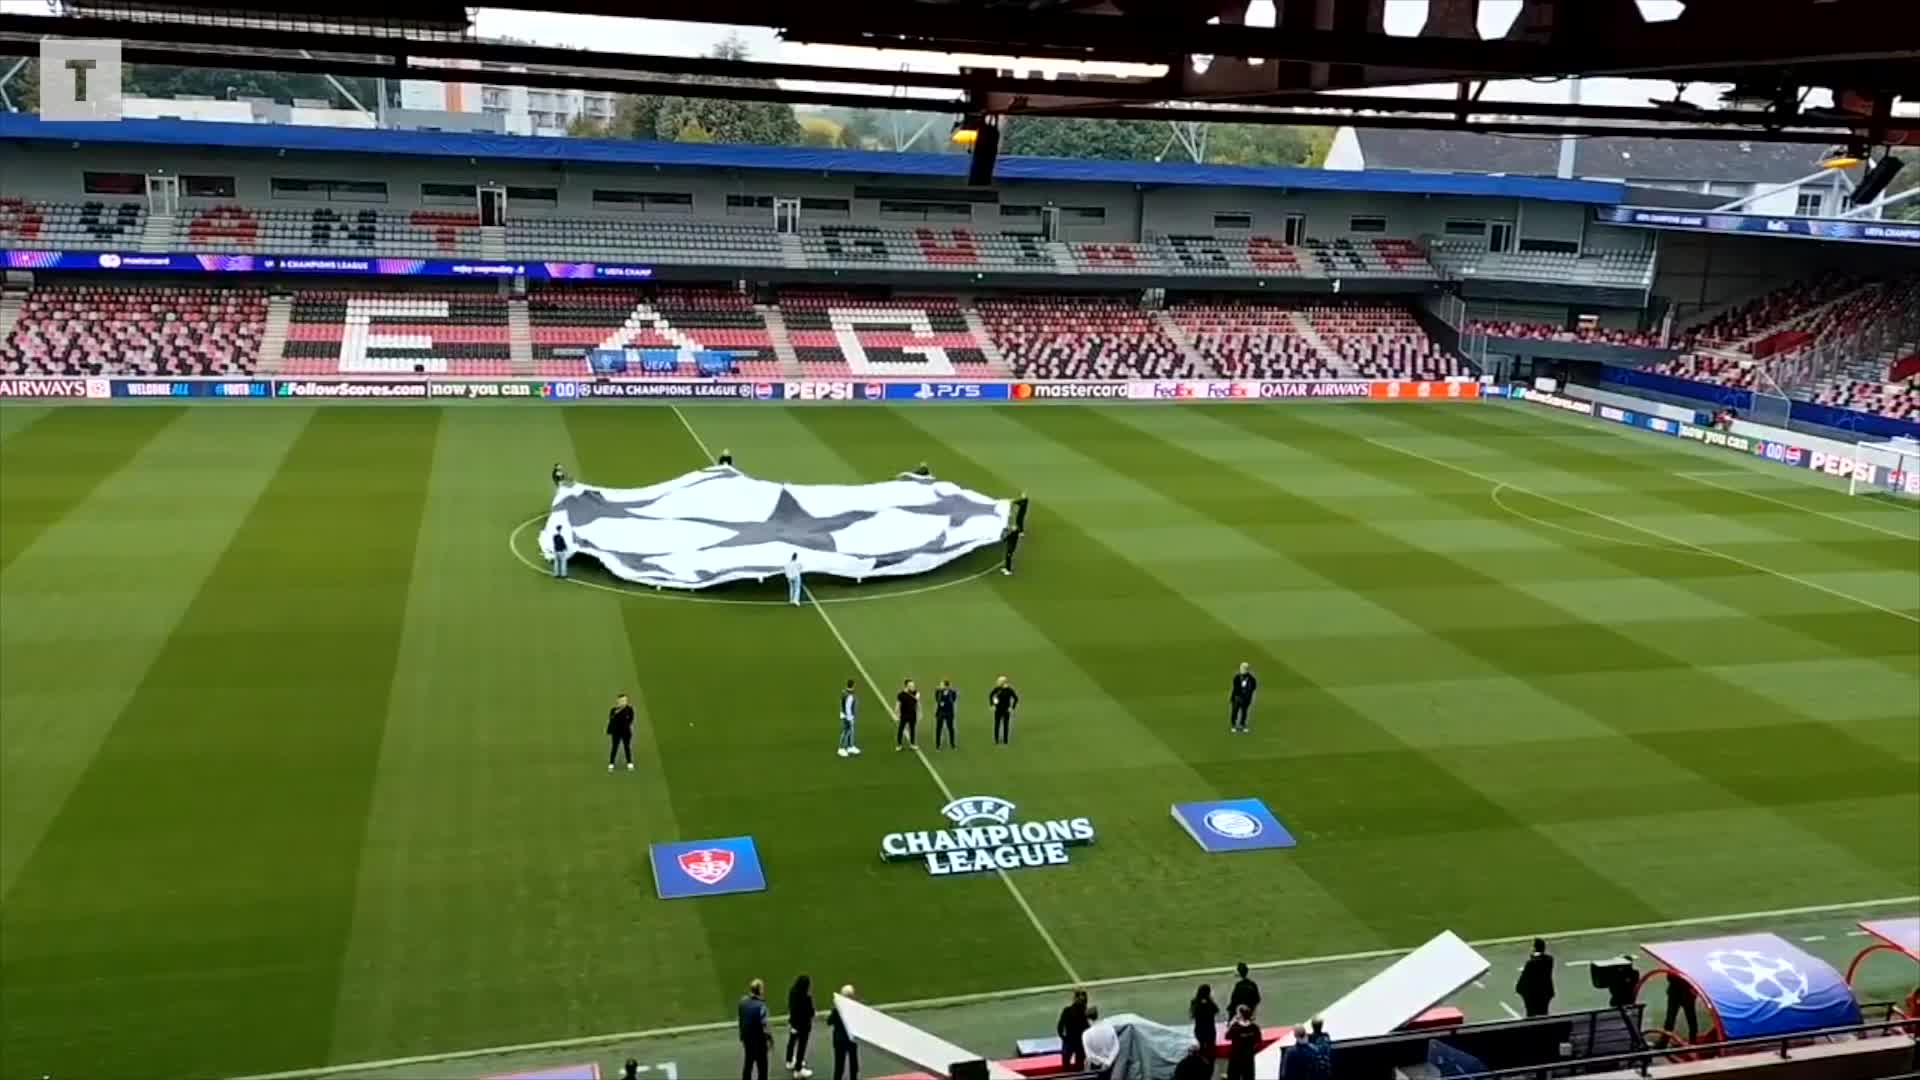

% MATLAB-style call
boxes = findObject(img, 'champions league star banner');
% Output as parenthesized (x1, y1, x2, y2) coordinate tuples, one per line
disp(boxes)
(543, 467, 1010, 590)
(1171, 799, 1297, 853)
(1643, 933, 1861, 1040)
(649, 836, 767, 899)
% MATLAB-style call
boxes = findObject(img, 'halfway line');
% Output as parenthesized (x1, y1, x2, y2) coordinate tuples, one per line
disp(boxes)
(666, 403, 1083, 985)
(1363, 436, 1920, 625)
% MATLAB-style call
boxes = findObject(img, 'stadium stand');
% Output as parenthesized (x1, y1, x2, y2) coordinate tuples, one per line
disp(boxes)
(1678, 272, 1862, 350)
(1651, 352, 1759, 389)
(778, 290, 990, 375)
(508, 219, 785, 268)
(1169, 299, 1337, 379)
(282, 286, 511, 375)
(1152, 235, 1318, 277)
(1429, 241, 1655, 288)
(976, 295, 1200, 379)
(1467, 319, 1663, 347)
(0, 198, 146, 251)
(1812, 378, 1920, 420)
(1, 283, 265, 375)
(527, 284, 781, 377)
(178, 206, 485, 257)
(1304, 303, 1462, 379)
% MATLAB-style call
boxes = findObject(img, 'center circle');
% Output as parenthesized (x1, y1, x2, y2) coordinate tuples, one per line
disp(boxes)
(507, 514, 997, 606)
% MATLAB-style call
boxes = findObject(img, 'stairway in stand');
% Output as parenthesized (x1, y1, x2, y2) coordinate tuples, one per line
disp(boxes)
(759, 304, 803, 378)
(258, 293, 292, 374)
(1150, 309, 1214, 376)
(508, 297, 534, 374)
(960, 302, 1014, 377)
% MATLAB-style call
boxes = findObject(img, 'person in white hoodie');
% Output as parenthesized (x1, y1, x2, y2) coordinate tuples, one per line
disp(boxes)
(785, 553, 805, 606)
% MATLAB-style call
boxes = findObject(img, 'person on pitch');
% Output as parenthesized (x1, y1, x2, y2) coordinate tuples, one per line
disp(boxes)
(989, 675, 1018, 745)
(607, 692, 635, 771)
(550, 524, 573, 579)
(933, 678, 959, 749)
(718, 447, 735, 466)
(1229, 661, 1257, 733)
(837, 679, 861, 758)
(1000, 522, 1023, 576)
(786, 553, 805, 607)
(551, 462, 569, 487)
(895, 679, 920, 750)
(1516, 938, 1555, 1017)
(910, 462, 932, 477)
(1012, 492, 1031, 534)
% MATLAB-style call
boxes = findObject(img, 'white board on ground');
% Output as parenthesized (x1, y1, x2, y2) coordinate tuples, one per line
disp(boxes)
(1253, 930, 1490, 1080)
(833, 993, 1021, 1080)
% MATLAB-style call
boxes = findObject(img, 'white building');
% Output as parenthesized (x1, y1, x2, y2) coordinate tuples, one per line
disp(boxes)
(119, 95, 377, 128)
(1325, 128, 1854, 218)
(399, 58, 615, 137)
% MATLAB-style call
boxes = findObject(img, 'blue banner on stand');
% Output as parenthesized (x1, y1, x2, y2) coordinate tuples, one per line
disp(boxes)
(650, 836, 768, 899)
(1172, 799, 1296, 853)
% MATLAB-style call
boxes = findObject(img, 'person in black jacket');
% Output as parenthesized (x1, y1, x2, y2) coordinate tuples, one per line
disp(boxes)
(1516, 938, 1555, 1017)
(550, 525, 572, 579)
(1012, 492, 1031, 533)
(551, 462, 569, 487)
(607, 693, 635, 771)
(1190, 983, 1220, 1060)
(933, 679, 959, 749)
(1223, 1005, 1260, 1080)
(1173, 1041, 1213, 1080)
(786, 974, 816, 1078)
(1229, 662, 1257, 733)
(1228, 962, 1261, 1019)
(1661, 975, 1699, 1045)
(1000, 523, 1022, 576)
(830, 985, 860, 1080)
(1056, 988, 1090, 1072)
(989, 676, 1019, 745)
(718, 448, 735, 467)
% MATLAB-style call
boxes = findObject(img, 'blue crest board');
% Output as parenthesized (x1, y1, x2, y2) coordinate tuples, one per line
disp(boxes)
(1644, 933, 1860, 1040)
(649, 837, 768, 899)
(1171, 799, 1297, 853)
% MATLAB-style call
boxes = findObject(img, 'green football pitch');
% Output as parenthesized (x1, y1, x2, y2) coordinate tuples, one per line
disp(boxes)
(1, 399, 1915, 1080)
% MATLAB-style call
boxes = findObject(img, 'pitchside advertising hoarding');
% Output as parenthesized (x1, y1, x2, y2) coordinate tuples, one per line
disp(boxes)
(0, 249, 658, 281)
(1508, 385, 1920, 496)
(0, 376, 1485, 405)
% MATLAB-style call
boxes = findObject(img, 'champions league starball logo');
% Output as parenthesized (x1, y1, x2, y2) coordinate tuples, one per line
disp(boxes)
(883, 796, 1094, 876)
(1708, 949, 1809, 1006)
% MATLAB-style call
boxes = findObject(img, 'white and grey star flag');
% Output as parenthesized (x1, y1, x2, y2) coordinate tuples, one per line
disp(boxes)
(539, 467, 1011, 590)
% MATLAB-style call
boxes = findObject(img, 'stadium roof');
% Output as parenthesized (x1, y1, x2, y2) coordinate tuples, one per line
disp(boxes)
(1339, 129, 1839, 185)
(0, 116, 1630, 204)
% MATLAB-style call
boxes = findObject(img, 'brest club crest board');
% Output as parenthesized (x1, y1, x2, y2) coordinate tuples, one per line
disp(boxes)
(650, 837, 767, 899)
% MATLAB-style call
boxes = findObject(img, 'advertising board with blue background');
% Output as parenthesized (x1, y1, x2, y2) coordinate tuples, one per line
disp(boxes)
(1171, 798, 1298, 853)
(649, 836, 768, 900)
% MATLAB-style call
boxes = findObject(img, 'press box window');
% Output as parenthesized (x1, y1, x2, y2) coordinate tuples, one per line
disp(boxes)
(181, 175, 237, 199)
(83, 172, 145, 196)
(1213, 212, 1253, 231)
(1348, 215, 1388, 234)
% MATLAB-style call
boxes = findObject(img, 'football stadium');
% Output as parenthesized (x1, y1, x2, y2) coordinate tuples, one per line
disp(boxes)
(1, 3, 1918, 1079)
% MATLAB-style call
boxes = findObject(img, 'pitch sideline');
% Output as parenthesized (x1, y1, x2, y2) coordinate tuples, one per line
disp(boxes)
(227, 895, 1919, 1080)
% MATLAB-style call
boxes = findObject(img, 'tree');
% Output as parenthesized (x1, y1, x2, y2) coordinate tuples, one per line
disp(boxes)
(1204, 124, 1314, 167)
(1, 59, 373, 115)
(1, 58, 35, 112)
(1885, 149, 1920, 222)
(600, 35, 803, 147)
(1002, 117, 1166, 161)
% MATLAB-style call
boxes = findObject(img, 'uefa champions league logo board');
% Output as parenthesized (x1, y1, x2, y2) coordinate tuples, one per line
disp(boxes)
(649, 836, 768, 899)
(881, 796, 1094, 876)
(1171, 799, 1297, 853)
(1642, 933, 1861, 1039)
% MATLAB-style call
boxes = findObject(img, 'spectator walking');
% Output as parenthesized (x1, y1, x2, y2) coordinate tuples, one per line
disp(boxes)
(786, 974, 816, 1078)
(830, 985, 859, 1080)
(1083, 1006, 1119, 1077)
(1516, 938, 1555, 1017)
(739, 978, 772, 1080)
(1229, 963, 1261, 1019)
(1223, 1005, 1260, 1080)
(1191, 983, 1220, 1060)
(1056, 988, 1090, 1072)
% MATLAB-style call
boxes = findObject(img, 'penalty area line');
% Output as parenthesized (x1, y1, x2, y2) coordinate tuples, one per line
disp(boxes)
(1363, 436, 1920, 625)
(224, 895, 1918, 1080)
